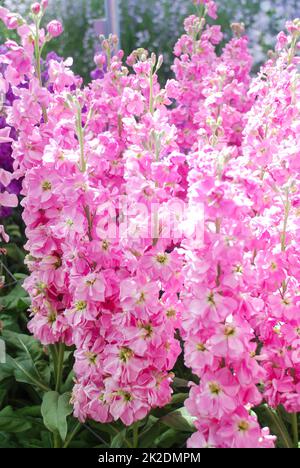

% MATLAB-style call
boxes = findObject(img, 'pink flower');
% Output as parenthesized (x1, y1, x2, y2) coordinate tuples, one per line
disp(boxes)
(217, 408, 273, 448)
(186, 369, 239, 420)
(0, 127, 13, 143)
(276, 31, 288, 50)
(73, 273, 106, 303)
(0, 191, 18, 207)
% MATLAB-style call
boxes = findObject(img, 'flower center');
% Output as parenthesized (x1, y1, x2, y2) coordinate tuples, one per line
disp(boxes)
(166, 307, 176, 318)
(48, 311, 57, 324)
(208, 382, 221, 395)
(122, 391, 132, 402)
(270, 262, 277, 271)
(237, 420, 250, 432)
(142, 323, 153, 338)
(224, 325, 236, 337)
(196, 343, 206, 352)
(137, 291, 146, 304)
(155, 253, 168, 265)
(102, 240, 109, 251)
(207, 291, 215, 306)
(75, 300, 87, 311)
(42, 180, 52, 191)
(119, 347, 134, 363)
(234, 264, 243, 273)
(86, 278, 96, 286)
(85, 352, 97, 364)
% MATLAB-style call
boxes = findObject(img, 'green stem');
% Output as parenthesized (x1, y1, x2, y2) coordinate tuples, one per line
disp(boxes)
(288, 33, 300, 64)
(84, 205, 93, 241)
(196, 4, 205, 19)
(49, 344, 58, 368)
(291, 413, 298, 448)
(107, 48, 111, 70)
(63, 422, 81, 449)
(281, 192, 290, 252)
(54, 342, 65, 393)
(53, 432, 62, 449)
(132, 421, 139, 448)
(215, 218, 221, 234)
(149, 69, 154, 115)
(76, 106, 86, 172)
(34, 20, 42, 86)
(265, 406, 294, 448)
(34, 18, 48, 123)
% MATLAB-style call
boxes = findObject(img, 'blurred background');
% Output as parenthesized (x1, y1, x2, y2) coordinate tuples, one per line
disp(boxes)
(0, 0, 300, 80)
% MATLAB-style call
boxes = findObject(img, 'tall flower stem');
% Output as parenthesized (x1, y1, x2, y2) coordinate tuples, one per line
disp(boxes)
(132, 421, 139, 448)
(54, 342, 65, 393)
(76, 104, 86, 173)
(34, 16, 48, 123)
(265, 406, 294, 448)
(149, 67, 154, 115)
(291, 413, 299, 448)
(63, 422, 82, 449)
(281, 189, 290, 252)
(53, 432, 62, 449)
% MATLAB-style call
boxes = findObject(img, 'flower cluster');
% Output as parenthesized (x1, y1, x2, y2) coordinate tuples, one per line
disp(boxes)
(170, 8, 275, 447)
(179, 9, 300, 448)
(1, 0, 300, 449)
(0, 4, 183, 426)
(240, 21, 300, 413)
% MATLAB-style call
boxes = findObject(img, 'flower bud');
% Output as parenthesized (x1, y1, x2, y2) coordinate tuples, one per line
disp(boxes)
(156, 54, 163, 71)
(101, 39, 109, 51)
(111, 34, 118, 46)
(231, 22, 245, 38)
(47, 20, 63, 38)
(31, 2, 41, 15)
(94, 54, 105, 68)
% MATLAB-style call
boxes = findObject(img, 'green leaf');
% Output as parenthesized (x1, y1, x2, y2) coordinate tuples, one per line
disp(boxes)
(156, 428, 187, 448)
(3, 244, 26, 265)
(2, 330, 43, 360)
(170, 393, 189, 405)
(172, 377, 190, 389)
(0, 431, 18, 448)
(17, 406, 41, 418)
(0, 313, 22, 332)
(88, 420, 121, 436)
(0, 389, 6, 406)
(0, 283, 28, 311)
(1, 331, 50, 389)
(139, 420, 162, 448)
(254, 404, 293, 448)
(111, 429, 126, 448)
(6, 355, 50, 392)
(61, 369, 75, 393)
(160, 407, 195, 432)
(0, 358, 14, 381)
(0, 406, 32, 433)
(41, 391, 73, 442)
